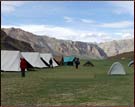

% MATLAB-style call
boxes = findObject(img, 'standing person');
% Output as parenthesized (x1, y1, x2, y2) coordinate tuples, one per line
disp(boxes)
(20, 58, 27, 77)
(49, 58, 53, 68)
(75, 58, 80, 69)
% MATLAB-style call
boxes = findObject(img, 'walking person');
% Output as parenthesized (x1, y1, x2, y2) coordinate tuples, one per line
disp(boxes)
(49, 58, 53, 68)
(75, 58, 80, 69)
(20, 58, 27, 77)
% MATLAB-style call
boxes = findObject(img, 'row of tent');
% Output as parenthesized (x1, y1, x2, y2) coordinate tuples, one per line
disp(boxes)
(1, 50, 134, 75)
(1, 50, 59, 71)
(1, 50, 78, 72)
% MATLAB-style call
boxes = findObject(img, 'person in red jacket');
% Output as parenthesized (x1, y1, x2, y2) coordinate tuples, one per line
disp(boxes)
(20, 58, 27, 77)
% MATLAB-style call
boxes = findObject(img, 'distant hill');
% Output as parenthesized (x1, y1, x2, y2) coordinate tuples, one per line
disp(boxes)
(108, 51, 134, 60)
(1, 30, 34, 52)
(98, 39, 134, 57)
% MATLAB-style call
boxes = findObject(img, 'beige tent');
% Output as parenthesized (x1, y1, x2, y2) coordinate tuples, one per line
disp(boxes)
(53, 56, 63, 65)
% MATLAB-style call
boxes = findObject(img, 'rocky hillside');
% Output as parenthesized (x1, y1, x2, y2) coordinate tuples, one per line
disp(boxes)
(98, 39, 134, 57)
(1, 30, 34, 52)
(108, 51, 134, 60)
(2, 28, 107, 59)
(2, 28, 134, 59)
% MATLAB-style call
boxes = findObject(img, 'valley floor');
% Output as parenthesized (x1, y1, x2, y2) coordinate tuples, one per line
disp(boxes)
(1, 59, 134, 106)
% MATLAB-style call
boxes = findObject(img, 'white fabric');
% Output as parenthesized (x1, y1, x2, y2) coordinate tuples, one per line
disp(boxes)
(108, 62, 126, 75)
(21, 52, 47, 68)
(40, 53, 58, 67)
(1, 50, 21, 71)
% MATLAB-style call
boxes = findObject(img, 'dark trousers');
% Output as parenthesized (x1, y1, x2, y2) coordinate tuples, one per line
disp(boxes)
(76, 64, 78, 69)
(21, 69, 25, 77)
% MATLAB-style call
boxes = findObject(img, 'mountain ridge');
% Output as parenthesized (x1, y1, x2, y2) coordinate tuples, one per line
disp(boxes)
(2, 28, 134, 59)
(1, 30, 34, 52)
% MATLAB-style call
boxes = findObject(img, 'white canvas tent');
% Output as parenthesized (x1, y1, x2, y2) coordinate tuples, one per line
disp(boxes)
(40, 53, 58, 67)
(108, 62, 126, 75)
(21, 52, 47, 68)
(1, 50, 21, 71)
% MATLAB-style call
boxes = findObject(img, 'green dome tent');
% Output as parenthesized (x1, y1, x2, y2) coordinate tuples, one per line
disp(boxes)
(108, 62, 126, 75)
(83, 61, 94, 67)
(128, 60, 134, 67)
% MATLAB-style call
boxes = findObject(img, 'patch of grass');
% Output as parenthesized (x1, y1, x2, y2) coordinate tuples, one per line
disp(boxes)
(1, 59, 134, 106)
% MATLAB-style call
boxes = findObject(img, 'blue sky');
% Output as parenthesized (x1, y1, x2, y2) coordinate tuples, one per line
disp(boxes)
(1, 1, 134, 43)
